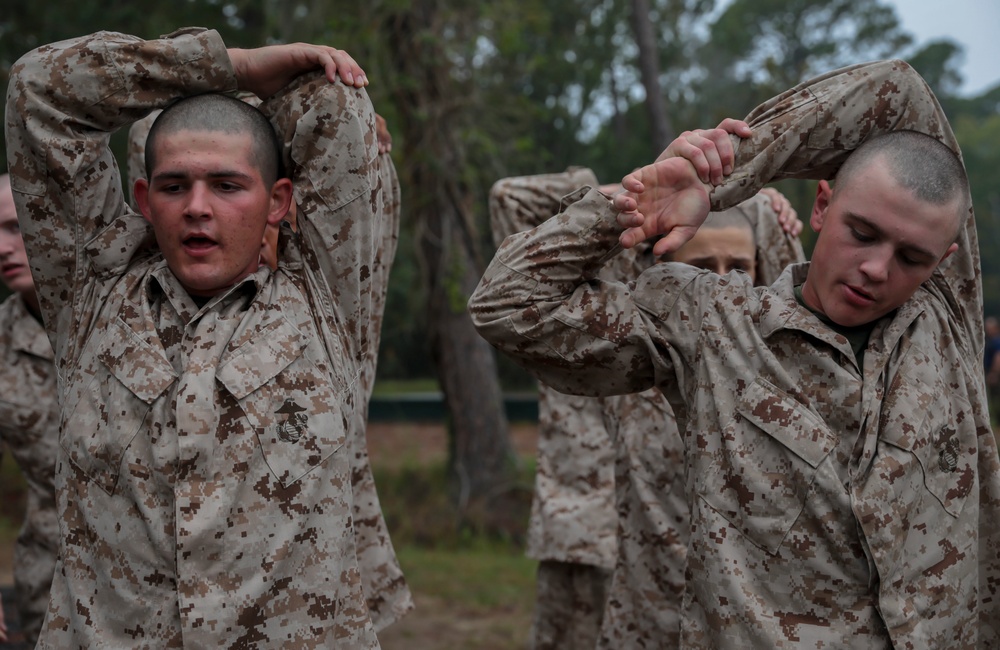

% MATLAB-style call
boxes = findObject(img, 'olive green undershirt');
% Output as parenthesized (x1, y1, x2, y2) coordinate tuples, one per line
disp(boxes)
(794, 284, 875, 368)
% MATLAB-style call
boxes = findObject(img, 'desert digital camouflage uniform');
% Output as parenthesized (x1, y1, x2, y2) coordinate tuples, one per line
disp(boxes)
(0, 293, 59, 645)
(597, 193, 805, 649)
(125, 107, 413, 632)
(471, 59, 1000, 648)
(490, 167, 618, 649)
(6, 28, 395, 648)
(490, 171, 803, 649)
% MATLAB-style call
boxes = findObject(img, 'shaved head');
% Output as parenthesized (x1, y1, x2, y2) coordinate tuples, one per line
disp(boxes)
(834, 131, 969, 241)
(145, 93, 284, 185)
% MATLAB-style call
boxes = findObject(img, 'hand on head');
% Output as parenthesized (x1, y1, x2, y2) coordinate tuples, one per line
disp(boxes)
(614, 119, 750, 256)
(228, 43, 368, 100)
(759, 187, 802, 236)
(375, 114, 392, 154)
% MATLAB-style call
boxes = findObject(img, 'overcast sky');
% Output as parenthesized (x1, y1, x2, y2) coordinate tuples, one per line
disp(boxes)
(883, 0, 1000, 96)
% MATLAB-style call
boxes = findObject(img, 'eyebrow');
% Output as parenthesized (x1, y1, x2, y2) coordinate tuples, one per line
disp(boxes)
(151, 170, 256, 183)
(846, 212, 937, 261)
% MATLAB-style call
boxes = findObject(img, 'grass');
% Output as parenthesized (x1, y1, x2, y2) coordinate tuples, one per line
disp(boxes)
(395, 542, 536, 610)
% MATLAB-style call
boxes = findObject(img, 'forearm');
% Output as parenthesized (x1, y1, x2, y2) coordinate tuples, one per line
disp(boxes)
(471, 188, 658, 396)
(488, 168, 600, 246)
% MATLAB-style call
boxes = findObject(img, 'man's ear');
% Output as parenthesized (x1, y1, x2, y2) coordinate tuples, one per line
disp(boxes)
(810, 180, 833, 233)
(268, 178, 294, 227)
(134, 178, 152, 223)
(940, 242, 959, 264)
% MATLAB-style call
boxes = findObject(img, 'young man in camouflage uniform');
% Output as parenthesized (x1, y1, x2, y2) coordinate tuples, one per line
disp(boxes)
(6, 28, 404, 647)
(490, 169, 802, 649)
(0, 174, 59, 646)
(598, 190, 804, 649)
(125, 106, 411, 632)
(471, 60, 1000, 647)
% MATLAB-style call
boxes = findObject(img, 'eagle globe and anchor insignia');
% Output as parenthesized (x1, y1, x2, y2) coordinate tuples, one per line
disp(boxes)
(276, 398, 309, 443)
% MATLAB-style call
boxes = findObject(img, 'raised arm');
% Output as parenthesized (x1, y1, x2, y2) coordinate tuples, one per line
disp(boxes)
(258, 68, 380, 372)
(5, 29, 235, 357)
(488, 168, 601, 246)
(618, 60, 978, 346)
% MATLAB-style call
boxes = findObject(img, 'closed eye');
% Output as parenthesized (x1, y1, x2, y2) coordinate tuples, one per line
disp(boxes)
(850, 227, 874, 243)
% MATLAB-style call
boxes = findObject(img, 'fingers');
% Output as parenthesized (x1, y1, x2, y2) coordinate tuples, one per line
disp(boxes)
(325, 47, 368, 88)
(656, 128, 735, 186)
(652, 226, 698, 257)
(375, 114, 392, 154)
(715, 118, 752, 138)
(230, 44, 368, 99)
(613, 191, 638, 213)
(759, 187, 802, 236)
(619, 225, 647, 249)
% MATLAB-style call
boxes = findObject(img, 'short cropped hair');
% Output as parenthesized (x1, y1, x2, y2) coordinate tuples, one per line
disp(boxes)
(145, 93, 284, 185)
(702, 206, 755, 242)
(834, 131, 969, 237)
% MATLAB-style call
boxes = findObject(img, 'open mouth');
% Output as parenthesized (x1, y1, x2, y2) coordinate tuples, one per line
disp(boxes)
(182, 234, 218, 254)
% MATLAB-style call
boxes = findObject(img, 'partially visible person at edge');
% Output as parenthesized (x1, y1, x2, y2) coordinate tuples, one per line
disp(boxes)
(984, 316, 1000, 425)
(6, 27, 405, 647)
(470, 59, 1000, 647)
(489, 169, 802, 649)
(124, 103, 408, 631)
(0, 173, 59, 646)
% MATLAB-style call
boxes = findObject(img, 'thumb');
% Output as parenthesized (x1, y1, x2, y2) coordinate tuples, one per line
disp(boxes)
(652, 226, 698, 256)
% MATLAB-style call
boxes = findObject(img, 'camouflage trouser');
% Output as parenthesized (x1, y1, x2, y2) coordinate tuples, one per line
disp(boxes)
(13, 532, 57, 646)
(528, 560, 611, 650)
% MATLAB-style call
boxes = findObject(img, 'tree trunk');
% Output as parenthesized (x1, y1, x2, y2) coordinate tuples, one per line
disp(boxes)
(383, 3, 518, 518)
(630, 0, 674, 155)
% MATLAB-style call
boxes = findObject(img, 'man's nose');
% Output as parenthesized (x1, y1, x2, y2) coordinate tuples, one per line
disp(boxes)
(184, 184, 212, 219)
(859, 248, 891, 282)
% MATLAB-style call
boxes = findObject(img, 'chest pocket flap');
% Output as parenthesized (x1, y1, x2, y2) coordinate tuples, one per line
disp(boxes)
(217, 317, 348, 488)
(700, 377, 838, 554)
(63, 317, 177, 494)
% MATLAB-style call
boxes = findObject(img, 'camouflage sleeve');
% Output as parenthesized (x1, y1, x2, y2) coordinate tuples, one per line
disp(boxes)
(711, 59, 980, 350)
(260, 78, 409, 626)
(4, 28, 235, 353)
(259, 71, 381, 372)
(488, 168, 600, 246)
(727, 192, 806, 287)
(352, 153, 413, 631)
(470, 187, 684, 397)
(126, 111, 161, 210)
(364, 153, 401, 394)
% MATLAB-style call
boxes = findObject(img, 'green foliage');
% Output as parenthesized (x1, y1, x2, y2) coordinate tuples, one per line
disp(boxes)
(693, 0, 912, 123)
(953, 112, 1000, 316)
